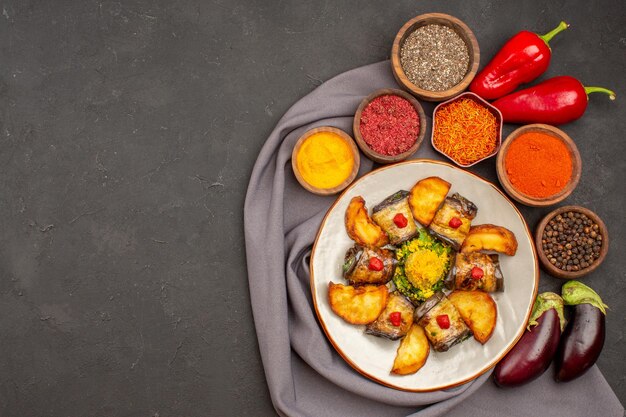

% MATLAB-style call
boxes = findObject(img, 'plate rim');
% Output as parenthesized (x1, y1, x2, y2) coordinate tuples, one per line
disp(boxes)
(309, 158, 539, 392)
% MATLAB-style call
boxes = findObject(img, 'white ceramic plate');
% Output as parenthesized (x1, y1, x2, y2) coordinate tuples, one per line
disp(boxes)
(310, 159, 538, 391)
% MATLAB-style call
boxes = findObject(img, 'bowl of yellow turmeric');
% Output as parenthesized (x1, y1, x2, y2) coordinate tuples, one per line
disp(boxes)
(292, 126, 360, 195)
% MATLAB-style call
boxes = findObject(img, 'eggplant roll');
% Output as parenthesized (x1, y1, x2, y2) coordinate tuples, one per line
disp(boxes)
(429, 193, 478, 250)
(371, 191, 418, 246)
(365, 292, 415, 340)
(342, 245, 395, 285)
(451, 252, 504, 292)
(414, 292, 472, 352)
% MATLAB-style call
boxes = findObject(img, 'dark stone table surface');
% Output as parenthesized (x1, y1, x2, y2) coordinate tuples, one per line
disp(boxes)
(1, 1, 624, 416)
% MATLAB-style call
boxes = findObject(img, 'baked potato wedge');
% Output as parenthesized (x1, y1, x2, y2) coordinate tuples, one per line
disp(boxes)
(328, 282, 388, 325)
(448, 290, 497, 344)
(391, 324, 430, 375)
(345, 196, 389, 248)
(408, 177, 451, 227)
(460, 224, 518, 256)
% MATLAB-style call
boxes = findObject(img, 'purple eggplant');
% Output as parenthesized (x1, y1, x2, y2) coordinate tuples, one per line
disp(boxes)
(494, 292, 566, 387)
(555, 281, 608, 382)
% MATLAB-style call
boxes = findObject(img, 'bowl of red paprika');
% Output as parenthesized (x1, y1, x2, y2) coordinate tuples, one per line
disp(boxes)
(496, 124, 582, 207)
(353, 88, 427, 164)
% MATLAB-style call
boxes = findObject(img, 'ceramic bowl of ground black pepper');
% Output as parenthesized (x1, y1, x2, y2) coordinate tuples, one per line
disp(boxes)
(391, 13, 480, 102)
(353, 88, 427, 164)
(535, 206, 609, 279)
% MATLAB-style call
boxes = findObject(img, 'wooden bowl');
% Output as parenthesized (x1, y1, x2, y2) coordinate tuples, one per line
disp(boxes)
(535, 206, 609, 279)
(391, 13, 480, 102)
(353, 88, 426, 164)
(431, 92, 502, 167)
(496, 124, 582, 207)
(291, 126, 360, 195)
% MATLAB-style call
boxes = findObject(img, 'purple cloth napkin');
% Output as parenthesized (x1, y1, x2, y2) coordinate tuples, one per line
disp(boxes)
(244, 61, 624, 417)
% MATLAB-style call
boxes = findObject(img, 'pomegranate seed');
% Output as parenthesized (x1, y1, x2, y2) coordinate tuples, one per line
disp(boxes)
(471, 266, 484, 280)
(389, 312, 402, 326)
(368, 257, 384, 271)
(448, 217, 462, 229)
(393, 213, 408, 228)
(436, 314, 450, 329)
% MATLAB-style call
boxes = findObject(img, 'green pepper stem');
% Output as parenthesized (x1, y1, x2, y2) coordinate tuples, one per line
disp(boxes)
(539, 21, 569, 45)
(585, 86, 617, 100)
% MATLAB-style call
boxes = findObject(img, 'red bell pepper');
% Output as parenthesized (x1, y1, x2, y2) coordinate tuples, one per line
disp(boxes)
(470, 21, 569, 100)
(492, 76, 616, 125)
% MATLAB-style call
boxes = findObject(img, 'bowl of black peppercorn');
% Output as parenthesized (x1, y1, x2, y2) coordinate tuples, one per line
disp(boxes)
(535, 206, 609, 279)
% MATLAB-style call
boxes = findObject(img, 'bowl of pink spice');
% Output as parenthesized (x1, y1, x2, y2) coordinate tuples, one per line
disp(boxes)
(353, 88, 427, 164)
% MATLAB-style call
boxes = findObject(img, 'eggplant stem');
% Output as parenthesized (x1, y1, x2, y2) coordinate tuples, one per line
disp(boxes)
(528, 292, 566, 332)
(584, 86, 617, 100)
(539, 21, 569, 45)
(562, 281, 608, 315)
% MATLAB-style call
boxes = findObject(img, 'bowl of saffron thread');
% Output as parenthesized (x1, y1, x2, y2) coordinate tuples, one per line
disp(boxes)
(431, 92, 503, 168)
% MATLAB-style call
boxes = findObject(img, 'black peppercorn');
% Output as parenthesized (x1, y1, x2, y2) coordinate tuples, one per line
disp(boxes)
(541, 210, 603, 273)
